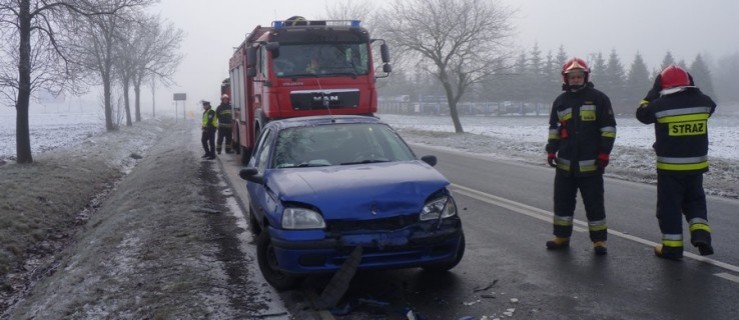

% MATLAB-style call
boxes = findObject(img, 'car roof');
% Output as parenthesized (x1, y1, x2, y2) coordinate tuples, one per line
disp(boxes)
(264, 115, 383, 130)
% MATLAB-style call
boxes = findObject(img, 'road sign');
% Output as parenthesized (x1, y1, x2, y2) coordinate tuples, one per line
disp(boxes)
(173, 93, 187, 101)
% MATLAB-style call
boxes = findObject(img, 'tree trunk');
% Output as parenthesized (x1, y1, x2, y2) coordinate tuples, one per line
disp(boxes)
(103, 30, 115, 131)
(134, 78, 142, 121)
(439, 72, 464, 133)
(123, 80, 132, 126)
(104, 75, 114, 131)
(15, 0, 33, 164)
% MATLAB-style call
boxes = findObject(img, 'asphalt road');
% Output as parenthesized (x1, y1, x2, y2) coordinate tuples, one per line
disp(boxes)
(219, 145, 739, 320)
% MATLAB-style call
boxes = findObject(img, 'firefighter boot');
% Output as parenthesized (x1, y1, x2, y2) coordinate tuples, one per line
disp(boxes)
(593, 241, 607, 255)
(216, 145, 222, 155)
(546, 237, 570, 250)
(225, 147, 233, 154)
(654, 245, 683, 260)
(691, 230, 714, 256)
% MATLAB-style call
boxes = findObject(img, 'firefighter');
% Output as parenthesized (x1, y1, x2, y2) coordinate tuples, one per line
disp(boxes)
(215, 94, 233, 154)
(201, 101, 217, 160)
(636, 65, 717, 260)
(545, 57, 617, 255)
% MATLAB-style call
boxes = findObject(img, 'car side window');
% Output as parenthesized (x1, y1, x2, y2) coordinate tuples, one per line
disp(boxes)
(252, 128, 273, 171)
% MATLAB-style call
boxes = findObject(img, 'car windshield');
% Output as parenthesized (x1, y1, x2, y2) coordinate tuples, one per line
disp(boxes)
(272, 43, 370, 78)
(272, 123, 416, 168)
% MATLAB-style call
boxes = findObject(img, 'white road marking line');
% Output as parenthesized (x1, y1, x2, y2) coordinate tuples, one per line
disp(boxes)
(450, 183, 739, 278)
(715, 273, 739, 284)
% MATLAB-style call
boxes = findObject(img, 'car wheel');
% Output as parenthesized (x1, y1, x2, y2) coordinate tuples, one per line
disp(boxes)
(256, 231, 300, 291)
(248, 208, 261, 235)
(421, 233, 465, 272)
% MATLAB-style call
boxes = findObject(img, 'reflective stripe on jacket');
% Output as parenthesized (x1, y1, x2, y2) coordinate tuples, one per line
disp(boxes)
(636, 88, 716, 174)
(216, 103, 233, 128)
(546, 82, 617, 176)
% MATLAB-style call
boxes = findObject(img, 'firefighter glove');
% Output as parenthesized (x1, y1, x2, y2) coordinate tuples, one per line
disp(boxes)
(597, 153, 610, 169)
(643, 74, 662, 102)
(547, 153, 557, 167)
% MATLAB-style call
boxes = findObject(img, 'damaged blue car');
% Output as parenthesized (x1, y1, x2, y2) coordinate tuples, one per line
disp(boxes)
(239, 115, 465, 290)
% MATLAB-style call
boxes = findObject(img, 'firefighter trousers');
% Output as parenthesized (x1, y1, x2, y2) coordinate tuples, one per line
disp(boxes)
(217, 126, 233, 153)
(552, 172, 607, 242)
(656, 173, 709, 246)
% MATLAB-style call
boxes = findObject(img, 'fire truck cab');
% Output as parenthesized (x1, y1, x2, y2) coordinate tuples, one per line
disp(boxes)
(228, 18, 391, 164)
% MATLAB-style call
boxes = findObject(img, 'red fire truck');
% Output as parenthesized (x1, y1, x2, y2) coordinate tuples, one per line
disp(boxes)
(227, 17, 391, 164)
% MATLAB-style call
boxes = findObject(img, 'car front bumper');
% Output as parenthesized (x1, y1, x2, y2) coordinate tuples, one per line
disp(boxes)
(268, 219, 463, 274)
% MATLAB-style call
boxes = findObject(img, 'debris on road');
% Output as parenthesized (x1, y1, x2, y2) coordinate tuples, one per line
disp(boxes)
(473, 279, 499, 292)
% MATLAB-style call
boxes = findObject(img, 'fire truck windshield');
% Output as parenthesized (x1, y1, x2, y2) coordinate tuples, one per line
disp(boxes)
(272, 43, 370, 78)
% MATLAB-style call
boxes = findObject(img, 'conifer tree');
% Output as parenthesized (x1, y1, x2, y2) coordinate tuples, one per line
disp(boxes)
(625, 52, 652, 105)
(689, 54, 716, 98)
(603, 49, 627, 111)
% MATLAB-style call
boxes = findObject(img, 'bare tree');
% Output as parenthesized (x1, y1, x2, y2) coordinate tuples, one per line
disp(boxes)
(113, 12, 181, 124)
(73, 2, 152, 131)
(380, 0, 514, 133)
(113, 12, 139, 126)
(0, 0, 151, 163)
(129, 14, 183, 121)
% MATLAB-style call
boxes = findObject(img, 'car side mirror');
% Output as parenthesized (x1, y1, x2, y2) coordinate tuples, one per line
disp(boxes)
(239, 167, 264, 184)
(421, 155, 437, 167)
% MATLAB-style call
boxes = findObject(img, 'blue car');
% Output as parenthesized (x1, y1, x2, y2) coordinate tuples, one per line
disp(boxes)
(239, 115, 465, 290)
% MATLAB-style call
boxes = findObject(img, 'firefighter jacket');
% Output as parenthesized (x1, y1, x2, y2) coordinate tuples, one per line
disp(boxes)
(215, 103, 233, 128)
(636, 88, 716, 175)
(546, 82, 617, 176)
(202, 108, 217, 129)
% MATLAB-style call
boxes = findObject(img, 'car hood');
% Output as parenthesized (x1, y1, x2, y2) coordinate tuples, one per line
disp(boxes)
(264, 161, 449, 220)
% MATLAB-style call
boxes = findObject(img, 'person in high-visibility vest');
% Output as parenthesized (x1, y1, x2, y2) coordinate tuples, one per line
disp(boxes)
(636, 65, 717, 260)
(201, 101, 217, 160)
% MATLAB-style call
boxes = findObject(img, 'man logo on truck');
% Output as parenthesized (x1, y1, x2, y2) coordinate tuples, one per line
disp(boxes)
(313, 95, 339, 102)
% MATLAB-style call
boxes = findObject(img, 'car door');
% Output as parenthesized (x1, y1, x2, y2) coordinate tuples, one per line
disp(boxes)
(247, 127, 276, 223)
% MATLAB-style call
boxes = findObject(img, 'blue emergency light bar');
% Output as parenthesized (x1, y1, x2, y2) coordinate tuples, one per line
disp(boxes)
(272, 20, 361, 29)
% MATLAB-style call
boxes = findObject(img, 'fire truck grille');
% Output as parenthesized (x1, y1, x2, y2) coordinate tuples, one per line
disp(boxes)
(290, 89, 360, 111)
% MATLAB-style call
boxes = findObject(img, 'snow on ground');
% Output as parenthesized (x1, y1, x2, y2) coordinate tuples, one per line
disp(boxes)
(0, 108, 105, 161)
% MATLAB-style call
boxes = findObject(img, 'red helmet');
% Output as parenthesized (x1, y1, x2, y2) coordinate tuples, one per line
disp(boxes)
(561, 57, 590, 84)
(660, 64, 690, 89)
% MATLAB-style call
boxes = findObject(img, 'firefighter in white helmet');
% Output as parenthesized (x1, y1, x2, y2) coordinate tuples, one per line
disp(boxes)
(215, 94, 233, 154)
(201, 101, 217, 160)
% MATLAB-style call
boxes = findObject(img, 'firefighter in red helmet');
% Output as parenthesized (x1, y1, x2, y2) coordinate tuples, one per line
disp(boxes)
(636, 64, 717, 260)
(545, 57, 617, 255)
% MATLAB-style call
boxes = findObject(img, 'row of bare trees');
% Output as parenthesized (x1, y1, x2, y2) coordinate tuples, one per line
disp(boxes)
(0, 0, 183, 164)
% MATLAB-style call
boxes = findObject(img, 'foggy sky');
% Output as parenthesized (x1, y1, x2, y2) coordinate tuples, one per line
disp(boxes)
(147, 0, 739, 116)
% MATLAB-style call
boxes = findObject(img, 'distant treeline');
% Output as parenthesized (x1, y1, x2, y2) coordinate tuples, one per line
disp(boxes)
(379, 45, 738, 115)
